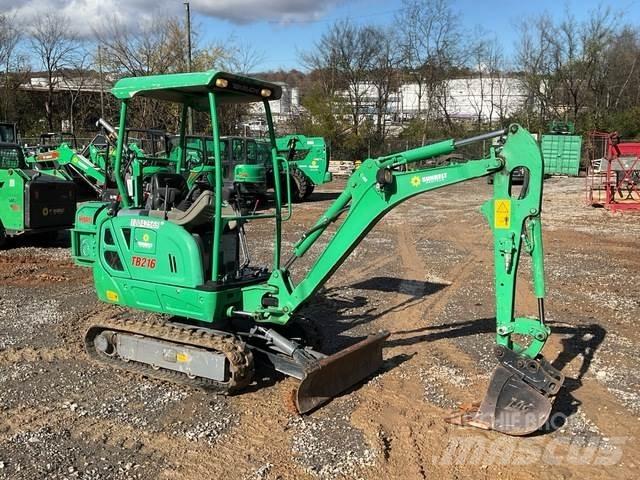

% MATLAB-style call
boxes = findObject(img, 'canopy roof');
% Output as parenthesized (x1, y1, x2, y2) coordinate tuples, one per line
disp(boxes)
(112, 71, 282, 111)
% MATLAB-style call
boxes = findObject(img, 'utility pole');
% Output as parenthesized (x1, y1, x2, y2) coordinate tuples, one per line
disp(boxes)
(184, 1, 193, 134)
(98, 45, 105, 120)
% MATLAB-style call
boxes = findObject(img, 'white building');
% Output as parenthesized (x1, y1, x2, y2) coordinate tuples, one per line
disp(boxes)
(252, 75, 527, 126)
(250, 82, 302, 123)
(400, 77, 526, 123)
(333, 76, 525, 124)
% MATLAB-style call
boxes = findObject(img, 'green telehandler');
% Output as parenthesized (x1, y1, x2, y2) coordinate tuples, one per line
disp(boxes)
(275, 134, 332, 201)
(71, 70, 563, 435)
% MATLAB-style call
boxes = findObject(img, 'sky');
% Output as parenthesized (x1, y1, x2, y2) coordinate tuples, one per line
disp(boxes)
(3, 0, 640, 71)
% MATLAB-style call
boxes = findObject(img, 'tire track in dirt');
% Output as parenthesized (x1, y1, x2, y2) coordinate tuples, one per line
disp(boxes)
(341, 215, 497, 479)
(389, 219, 492, 369)
(346, 213, 640, 479)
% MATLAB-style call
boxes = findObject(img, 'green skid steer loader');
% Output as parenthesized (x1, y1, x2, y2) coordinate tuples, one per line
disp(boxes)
(72, 70, 563, 435)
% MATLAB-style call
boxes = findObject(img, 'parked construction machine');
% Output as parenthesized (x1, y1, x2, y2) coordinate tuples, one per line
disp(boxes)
(275, 135, 332, 201)
(71, 70, 563, 435)
(169, 134, 269, 205)
(23, 120, 177, 201)
(0, 142, 76, 247)
(25, 132, 109, 196)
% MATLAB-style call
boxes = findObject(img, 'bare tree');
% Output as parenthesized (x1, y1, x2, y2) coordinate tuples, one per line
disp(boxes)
(305, 20, 378, 136)
(516, 8, 615, 128)
(552, 8, 614, 123)
(397, 0, 462, 125)
(223, 41, 265, 75)
(484, 39, 510, 127)
(369, 26, 402, 140)
(29, 12, 80, 130)
(96, 15, 177, 77)
(0, 14, 22, 121)
(606, 27, 640, 111)
(465, 35, 513, 128)
(516, 15, 558, 127)
(466, 34, 489, 127)
(67, 52, 92, 133)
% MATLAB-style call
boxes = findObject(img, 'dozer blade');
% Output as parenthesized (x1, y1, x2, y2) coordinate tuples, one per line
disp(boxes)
(295, 330, 390, 414)
(446, 346, 564, 436)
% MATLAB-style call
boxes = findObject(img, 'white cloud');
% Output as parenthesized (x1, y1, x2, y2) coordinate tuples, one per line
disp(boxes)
(191, 0, 339, 24)
(0, 0, 343, 37)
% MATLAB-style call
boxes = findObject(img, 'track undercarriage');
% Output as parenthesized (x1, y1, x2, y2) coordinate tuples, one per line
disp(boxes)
(85, 310, 254, 394)
(84, 310, 388, 413)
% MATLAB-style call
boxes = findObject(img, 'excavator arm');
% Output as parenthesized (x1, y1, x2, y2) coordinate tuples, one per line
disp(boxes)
(245, 124, 564, 433)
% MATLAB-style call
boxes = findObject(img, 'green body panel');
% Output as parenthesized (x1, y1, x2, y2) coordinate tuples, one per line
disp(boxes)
(0, 168, 28, 231)
(94, 215, 230, 320)
(72, 204, 237, 321)
(71, 201, 109, 265)
(275, 135, 332, 187)
(540, 134, 582, 176)
(234, 164, 265, 184)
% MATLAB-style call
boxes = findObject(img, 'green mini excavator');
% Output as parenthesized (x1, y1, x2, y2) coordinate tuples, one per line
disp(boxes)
(72, 70, 564, 435)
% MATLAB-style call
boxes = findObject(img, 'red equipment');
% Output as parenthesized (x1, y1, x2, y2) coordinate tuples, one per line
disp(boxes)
(586, 131, 640, 212)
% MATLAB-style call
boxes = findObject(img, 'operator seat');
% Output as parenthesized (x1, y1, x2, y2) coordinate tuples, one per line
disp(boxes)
(165, 190, 215, 227)
(149, 190, 240, 229)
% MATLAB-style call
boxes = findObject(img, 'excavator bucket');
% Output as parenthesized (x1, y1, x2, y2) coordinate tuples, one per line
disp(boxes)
(446, 346, 564, 436)
(295, 330, 390, 414)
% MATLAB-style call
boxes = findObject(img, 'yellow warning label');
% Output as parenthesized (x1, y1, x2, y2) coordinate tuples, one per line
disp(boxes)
(494, 199, 511, 229)
(176, 352, 190, 363)
(106, 290, 119, 302)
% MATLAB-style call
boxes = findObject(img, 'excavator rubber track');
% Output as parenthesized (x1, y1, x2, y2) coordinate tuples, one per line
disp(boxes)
(84, 309, 254, 394)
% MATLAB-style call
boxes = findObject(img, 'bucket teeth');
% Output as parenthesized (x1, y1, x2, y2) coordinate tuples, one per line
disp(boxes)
(295, 330, 389, 414)
(446, 348, 564, 436)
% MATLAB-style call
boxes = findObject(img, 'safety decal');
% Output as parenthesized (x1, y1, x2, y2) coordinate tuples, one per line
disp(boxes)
(494, 199, 511, 229)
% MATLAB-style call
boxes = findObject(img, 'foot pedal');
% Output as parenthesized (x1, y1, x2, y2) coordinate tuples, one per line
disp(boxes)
(295, 330, 389, 414)
(446, 346, 564, 435)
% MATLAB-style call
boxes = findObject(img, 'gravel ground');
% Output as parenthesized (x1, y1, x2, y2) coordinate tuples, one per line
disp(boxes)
(0, 176, 638, 479)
